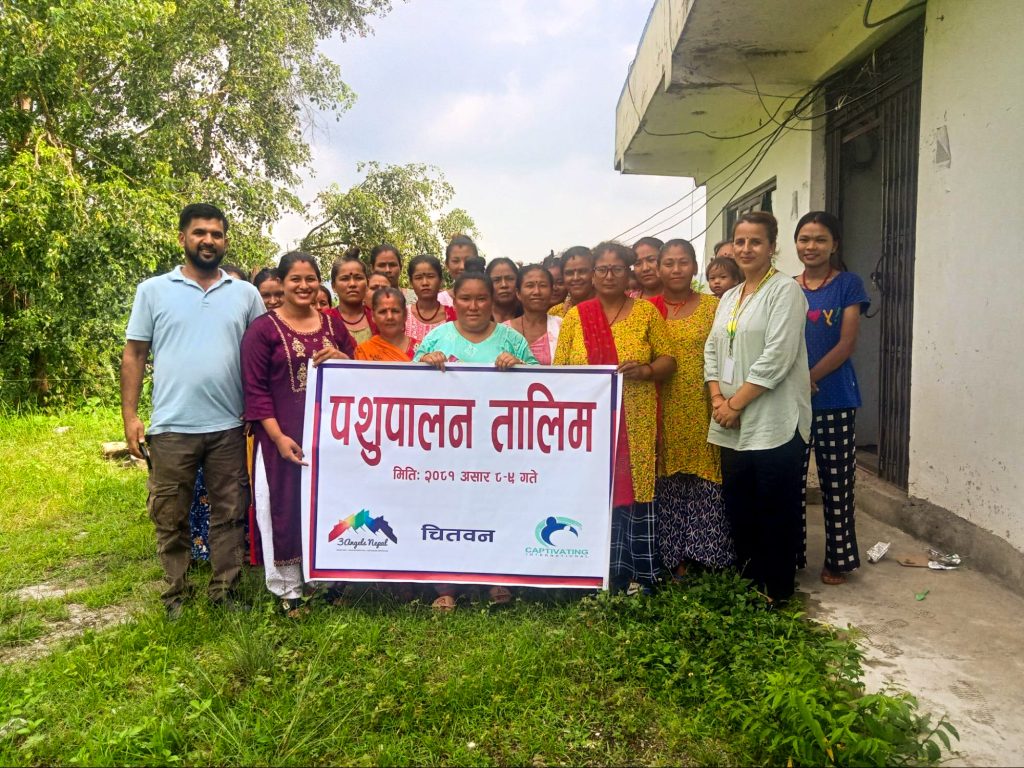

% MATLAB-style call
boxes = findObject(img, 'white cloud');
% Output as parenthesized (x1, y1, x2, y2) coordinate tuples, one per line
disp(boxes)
(420, 69, 576, 150)
(445, 153, 707, 262)
(267, 1, 700, 262)
(485, 0, 599, 45)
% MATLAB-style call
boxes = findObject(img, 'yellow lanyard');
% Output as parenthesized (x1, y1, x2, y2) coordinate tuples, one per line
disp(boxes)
(726, 267, 776, 353)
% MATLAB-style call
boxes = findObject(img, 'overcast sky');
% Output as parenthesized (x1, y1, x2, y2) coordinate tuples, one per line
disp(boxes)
(272, 0, 706, 261)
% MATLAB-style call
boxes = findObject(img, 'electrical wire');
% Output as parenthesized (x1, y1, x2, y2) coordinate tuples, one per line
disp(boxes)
(612, 57, 897, 244)
(610, 127, 780, 242)
(863, 0, 926, 29)
(613, 82, 821, 241)
(634, 128, 782, 240)
(625, 59, 792, 141)
(645, 119, 788, 241)
(627, 79, 825, 240)
(688, 122, 788, 242)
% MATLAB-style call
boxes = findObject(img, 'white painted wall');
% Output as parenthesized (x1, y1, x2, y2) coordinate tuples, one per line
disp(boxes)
(908, 0, 1024, 552)
(621, 0, 1024, 555)
(700, 121, 822, 277)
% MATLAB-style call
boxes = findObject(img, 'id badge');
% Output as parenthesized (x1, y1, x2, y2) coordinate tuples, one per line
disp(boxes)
(721, 355, 736, 385)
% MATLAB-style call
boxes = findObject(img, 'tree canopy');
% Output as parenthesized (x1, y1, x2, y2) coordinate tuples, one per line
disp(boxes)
(302, 162, 480, 271)
(0, 0, 391, 404)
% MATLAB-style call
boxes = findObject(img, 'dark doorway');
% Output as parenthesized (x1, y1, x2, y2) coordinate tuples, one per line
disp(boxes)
(825, 19, 923, 489)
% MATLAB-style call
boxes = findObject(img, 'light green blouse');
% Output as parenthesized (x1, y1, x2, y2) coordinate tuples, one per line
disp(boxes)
(414, 322, 538, 365)
(703, 271, 811, 451)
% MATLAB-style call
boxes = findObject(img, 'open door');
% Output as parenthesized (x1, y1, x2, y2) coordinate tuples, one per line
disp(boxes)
(824, 19, 923, 489)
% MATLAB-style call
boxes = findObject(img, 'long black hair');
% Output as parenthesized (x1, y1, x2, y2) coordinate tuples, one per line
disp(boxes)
(278, 250, 321, 281)
(452, 271, 493, 297)
(407, 254, 444, 281)
(253, 267, 280, 289)
(370, 243, 402, 269)
(794, 210, 844, 269)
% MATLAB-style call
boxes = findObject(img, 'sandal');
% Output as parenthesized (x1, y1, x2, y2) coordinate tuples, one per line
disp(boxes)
(279, 598, 310, 618)
(820, 568, 846, 586)
(322, 586, 351, 606)
(487, 586, 513, 606)
(431, 595, 457, 612)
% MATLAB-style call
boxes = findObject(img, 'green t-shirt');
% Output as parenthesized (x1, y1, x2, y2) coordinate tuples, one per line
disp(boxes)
(414, 322, 538, 365)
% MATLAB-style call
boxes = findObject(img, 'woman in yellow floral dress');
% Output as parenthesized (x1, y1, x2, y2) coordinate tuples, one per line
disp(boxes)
(648, 240, 734, 577)
(554, 242, 675, 593)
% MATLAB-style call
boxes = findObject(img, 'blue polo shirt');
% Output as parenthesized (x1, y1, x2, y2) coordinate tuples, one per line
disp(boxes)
(126, 266, 265, 434)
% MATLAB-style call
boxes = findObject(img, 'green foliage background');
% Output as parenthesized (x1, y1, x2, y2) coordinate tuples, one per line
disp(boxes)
(302, 161, 481, 273)
(0, 0, 445, 406)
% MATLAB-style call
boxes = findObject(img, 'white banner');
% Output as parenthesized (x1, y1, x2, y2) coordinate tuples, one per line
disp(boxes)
(300, 361, 621, 589)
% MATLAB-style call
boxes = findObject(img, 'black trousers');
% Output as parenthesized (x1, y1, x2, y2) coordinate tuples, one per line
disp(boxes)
(720, 431, 806, 604)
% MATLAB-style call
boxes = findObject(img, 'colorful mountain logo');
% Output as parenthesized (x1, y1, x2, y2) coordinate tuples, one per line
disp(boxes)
(328, 510, 398, 543)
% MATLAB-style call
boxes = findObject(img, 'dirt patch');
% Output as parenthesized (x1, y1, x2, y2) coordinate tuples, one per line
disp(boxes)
(11, 580, 89, 601)
(0, 602, 136, 664)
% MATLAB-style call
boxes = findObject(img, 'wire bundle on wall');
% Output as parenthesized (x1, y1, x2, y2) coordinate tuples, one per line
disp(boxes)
(612, 51, 903, 247)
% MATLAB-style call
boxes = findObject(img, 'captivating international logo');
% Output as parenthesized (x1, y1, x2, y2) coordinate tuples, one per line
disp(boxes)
(526, 516, 588, 558)
(536, 516, 580, 546)
(328, 509, 398, 544)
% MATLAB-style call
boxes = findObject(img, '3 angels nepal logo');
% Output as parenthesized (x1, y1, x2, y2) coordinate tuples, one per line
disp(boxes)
(328, 509, 397, 545)
(525, 516, 588, 558)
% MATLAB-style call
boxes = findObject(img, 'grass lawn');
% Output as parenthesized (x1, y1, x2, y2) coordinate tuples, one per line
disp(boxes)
(0, 408, 956, 766)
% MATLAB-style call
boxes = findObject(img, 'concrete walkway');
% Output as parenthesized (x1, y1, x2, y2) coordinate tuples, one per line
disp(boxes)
(799, 503, 1024, 766)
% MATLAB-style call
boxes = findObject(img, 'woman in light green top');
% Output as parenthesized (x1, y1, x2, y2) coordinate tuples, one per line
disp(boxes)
(414, 270, 536, 612)
(703, 211, 811, 606)
(415, 272, 537, 369)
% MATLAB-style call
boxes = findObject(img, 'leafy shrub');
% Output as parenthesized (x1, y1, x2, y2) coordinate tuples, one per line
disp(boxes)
(576, 572, 957, 766)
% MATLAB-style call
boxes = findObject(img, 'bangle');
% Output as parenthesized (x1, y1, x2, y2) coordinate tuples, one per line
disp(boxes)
(726, 398, 742, 411)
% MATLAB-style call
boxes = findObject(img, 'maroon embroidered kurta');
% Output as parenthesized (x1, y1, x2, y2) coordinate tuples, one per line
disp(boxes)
(241, 311, 355, 564)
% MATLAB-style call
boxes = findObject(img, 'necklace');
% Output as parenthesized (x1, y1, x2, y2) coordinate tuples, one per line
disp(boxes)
(663, 291, 695, 317)
(274, 308, 321, 333)
(517, 314, 547, 342)
(340, 308, 365, 326)
(800, 269, 835, 291)
(605, 297, 628, 326)
(727, 267, 776, 352)
(416, 301, 443, 324)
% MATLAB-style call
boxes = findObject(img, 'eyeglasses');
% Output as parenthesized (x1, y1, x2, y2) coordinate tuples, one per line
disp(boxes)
(594, 265, 627, 277)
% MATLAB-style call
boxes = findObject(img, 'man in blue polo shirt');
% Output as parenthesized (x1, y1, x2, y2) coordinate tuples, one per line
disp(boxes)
(121, 203, 265, 619)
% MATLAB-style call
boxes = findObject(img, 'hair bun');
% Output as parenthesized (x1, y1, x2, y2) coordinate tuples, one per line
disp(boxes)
(462, 255, 487, 274)
(344, 245, 361, 260)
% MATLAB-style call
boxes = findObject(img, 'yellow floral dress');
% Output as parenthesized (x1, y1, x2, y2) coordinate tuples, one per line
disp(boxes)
(554, 300, 672, 503)
(654, 293, 734, 570)
(659, 294, 722, 483)
(548, 299, 572, 318)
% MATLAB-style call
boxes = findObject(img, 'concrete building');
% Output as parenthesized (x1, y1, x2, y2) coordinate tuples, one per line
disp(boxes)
(615, 0, 1024, 587)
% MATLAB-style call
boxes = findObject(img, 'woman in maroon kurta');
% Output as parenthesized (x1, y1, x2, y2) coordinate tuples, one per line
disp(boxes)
(241, 251, 355, 614)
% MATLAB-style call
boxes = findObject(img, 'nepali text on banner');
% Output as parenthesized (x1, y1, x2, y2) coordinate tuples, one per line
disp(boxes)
(300, 361, 621, 589)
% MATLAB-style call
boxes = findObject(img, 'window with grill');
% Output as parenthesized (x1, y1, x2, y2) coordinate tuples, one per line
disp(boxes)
(724, 180, 776, 239)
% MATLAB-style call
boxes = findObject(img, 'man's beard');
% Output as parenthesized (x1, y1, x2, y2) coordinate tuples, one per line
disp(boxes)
(184, 243, 226, 272)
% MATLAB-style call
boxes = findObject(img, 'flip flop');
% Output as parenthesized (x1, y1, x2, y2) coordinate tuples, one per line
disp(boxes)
(431, 595, 457, 612)
(279, 598, 310, 618)
(488, 586, 513, 605)
(820, 568, 846, 586)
